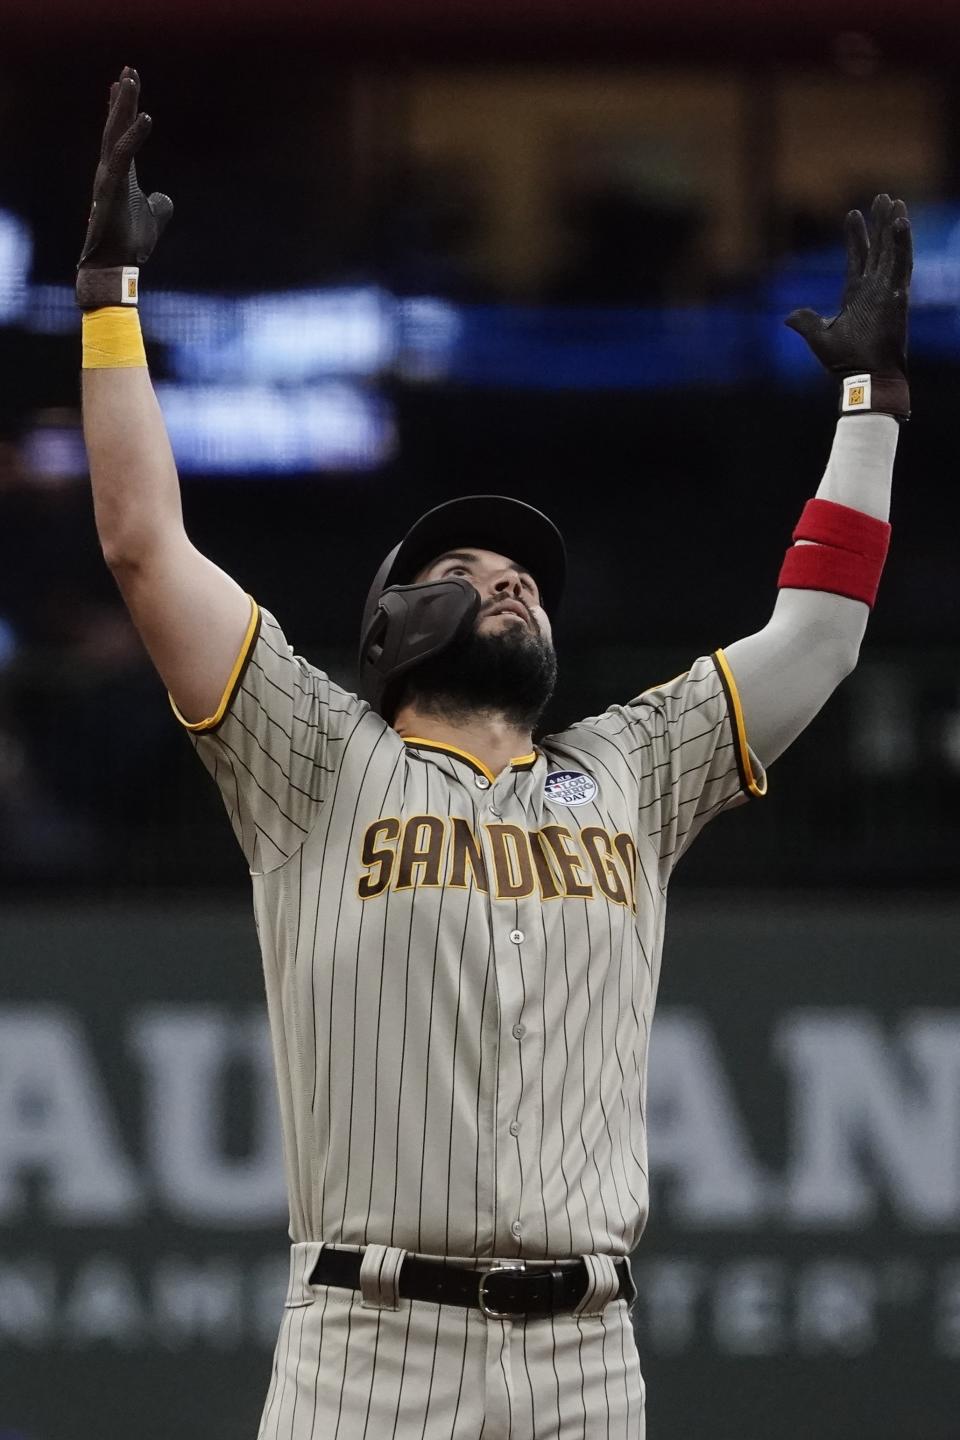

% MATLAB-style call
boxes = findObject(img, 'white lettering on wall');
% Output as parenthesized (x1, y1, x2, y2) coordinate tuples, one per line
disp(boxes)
(633, 1259, 705, 1353)
(935, 1263, 960, 1358)
(647, 1011, 769, 1223)
(0, 1252, 284, 1350)
(152, 1258, 244, 1347)
(711, 1260, 784, 1354)
(0, 1009, 141, 1222)
(776, 1012, 960, 1227)
(794, 1261, 878, 1353)
(63, 1256, 145, 1346)
(131, 1008, 286, 1224)
(0, 1005, 956, 1231)
(0, 1259, 56, 1343)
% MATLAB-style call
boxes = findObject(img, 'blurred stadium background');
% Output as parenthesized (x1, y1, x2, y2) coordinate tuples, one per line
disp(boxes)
(1, 3, 959, 1437)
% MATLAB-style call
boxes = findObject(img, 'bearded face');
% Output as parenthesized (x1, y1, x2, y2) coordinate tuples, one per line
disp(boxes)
(398, 597, 558, 729)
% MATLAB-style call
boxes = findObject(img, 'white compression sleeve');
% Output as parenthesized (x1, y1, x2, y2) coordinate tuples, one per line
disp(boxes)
(722, 415, 899, 768)
(813, 412, 898, 519)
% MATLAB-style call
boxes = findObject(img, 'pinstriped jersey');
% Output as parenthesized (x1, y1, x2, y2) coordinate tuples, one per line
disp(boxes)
(180, 600, 766, 1259)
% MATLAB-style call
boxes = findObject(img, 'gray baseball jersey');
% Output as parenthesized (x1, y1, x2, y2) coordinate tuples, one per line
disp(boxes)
(177, 598, 765, 1262)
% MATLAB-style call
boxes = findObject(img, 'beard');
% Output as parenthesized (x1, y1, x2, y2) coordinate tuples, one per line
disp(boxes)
(400, 618, 558, 731)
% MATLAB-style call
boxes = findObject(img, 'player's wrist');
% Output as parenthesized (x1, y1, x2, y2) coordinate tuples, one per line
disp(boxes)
(838, 372, 910, 423)
(76, 264, 140, 311)
(81, 306, 147, 370)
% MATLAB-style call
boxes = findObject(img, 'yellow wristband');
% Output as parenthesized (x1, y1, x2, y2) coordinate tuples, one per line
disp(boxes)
(82, 307, 147, 369)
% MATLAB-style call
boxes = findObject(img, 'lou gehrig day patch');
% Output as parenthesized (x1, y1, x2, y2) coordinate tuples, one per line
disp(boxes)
(544, 770, 598, 806)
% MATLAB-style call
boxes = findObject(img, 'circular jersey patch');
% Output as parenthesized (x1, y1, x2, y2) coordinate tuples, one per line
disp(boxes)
(544, 769, 598, 807)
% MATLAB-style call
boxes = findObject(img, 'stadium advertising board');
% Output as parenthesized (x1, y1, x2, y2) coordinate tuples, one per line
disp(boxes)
(0, 901, 956, 1439)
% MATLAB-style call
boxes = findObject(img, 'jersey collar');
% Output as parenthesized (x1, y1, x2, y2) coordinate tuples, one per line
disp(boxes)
(403, 737, 538, 785)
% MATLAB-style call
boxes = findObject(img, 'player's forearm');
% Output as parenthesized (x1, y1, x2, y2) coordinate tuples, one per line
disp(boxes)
(813, 412, 898, 518)
(763, 410, 898, 664)
(77, 67, 181, 572)
(82, 364, 186, 570)
(723, 415, 898, 765)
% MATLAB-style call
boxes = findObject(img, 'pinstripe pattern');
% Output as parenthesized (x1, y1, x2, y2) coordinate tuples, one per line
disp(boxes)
(186, 606, 764, 1256)
(184, 604, 764, 1434)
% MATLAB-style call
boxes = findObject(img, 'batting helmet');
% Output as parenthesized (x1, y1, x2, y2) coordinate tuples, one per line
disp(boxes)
(358, 495, 566, 720)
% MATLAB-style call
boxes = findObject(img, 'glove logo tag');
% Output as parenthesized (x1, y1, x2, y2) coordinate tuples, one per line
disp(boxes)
(122, 267, 140, 305)
(544, 770, 597, 807)
(842, 373, 871, 411)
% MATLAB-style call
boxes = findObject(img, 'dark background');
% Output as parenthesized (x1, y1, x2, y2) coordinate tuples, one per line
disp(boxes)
(0, 3, 957, 1437)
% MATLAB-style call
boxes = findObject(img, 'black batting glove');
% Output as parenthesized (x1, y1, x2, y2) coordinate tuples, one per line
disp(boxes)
(76, 66, 173, 310)
(785, 194, 912, 420)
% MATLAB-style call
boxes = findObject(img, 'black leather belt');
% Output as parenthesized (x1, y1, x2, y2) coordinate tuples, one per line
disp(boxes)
(309, 1247, 635, 1319)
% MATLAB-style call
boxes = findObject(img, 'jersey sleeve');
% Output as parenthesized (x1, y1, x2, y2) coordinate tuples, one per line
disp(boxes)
(171, 599, 367, 873)
(589, 649, 766, 877)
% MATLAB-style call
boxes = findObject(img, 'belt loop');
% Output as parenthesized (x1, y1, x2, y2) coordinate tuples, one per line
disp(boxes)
(287, 1241, 324, 1306)
(359, 1244, 406, 1311)
(572, 1254, 620, 1319)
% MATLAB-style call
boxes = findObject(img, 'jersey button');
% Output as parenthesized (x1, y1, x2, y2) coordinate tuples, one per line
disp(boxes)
(509, 928, 524, 944)
(509, 1119, 521, 1136)
(475, 775, 491, 790)
(511, 1220, 522, 1238)
(512, 1023, 525, 1040)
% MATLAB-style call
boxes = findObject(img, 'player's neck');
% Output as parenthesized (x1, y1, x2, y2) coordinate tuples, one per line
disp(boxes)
(392, 704, 534, 780)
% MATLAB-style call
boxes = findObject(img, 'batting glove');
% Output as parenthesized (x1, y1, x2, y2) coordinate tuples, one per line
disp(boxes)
(76, 66, 173, 310)
(785, 193, 912, 420)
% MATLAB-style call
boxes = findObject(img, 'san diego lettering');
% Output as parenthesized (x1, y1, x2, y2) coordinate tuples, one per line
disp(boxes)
(357, 814, 639, 909)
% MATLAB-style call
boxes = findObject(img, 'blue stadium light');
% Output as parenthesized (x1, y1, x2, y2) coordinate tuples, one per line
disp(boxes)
(0, 209, 31, 324)
(4, 203, 960, 479)
(27, 283, 80, 333)
(19, 421, 89, 480)
(0, 615, 19, 669)
(19, 385, 395, 478)
(396, 297, 462, 382)
(154, 381, 396, 474)
(162, 287, 394, 383)
(909, 203, 960, 306)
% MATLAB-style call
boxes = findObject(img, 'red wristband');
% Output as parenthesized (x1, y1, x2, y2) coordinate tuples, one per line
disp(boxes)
(778, 498, 891, 608)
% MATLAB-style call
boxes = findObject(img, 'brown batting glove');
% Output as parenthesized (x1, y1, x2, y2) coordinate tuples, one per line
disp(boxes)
(785, 194, 912, 421)
(76, 66, 173, 310)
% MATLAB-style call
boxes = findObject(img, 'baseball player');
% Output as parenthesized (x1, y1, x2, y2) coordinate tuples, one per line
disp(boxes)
(77, 70, 911, 1439)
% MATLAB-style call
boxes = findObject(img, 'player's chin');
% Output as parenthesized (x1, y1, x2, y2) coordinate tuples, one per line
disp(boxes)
(478, 612, 534, 636)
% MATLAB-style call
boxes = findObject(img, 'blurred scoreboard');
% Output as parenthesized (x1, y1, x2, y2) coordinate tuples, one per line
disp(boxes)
(2, 204, 960, 475)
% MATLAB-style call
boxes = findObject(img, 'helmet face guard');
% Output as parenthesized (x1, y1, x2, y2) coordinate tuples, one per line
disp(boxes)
(358, 575, 480, 720)
(358, 495, 566, 721)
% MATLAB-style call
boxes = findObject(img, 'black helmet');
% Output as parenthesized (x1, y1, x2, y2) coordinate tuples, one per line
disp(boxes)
(358, 495, 566, 720)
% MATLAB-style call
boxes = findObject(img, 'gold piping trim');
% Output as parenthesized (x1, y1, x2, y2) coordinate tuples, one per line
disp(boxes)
(714, 648, 767, 799)
(510, 750, 538, 769)
(169, 596, 260, 733)
(403, 737, 496, 784)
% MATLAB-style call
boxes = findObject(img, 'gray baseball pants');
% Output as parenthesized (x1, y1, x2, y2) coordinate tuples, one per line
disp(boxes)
(258, 1242, 646, 1439)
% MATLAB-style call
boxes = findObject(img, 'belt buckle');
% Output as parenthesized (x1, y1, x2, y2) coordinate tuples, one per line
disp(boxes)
(477, 1261, 526, 1319)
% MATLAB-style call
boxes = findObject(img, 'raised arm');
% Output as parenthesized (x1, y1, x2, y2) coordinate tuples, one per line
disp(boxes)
(723, 194, 912, 767)
(79, 68, 251, 724)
